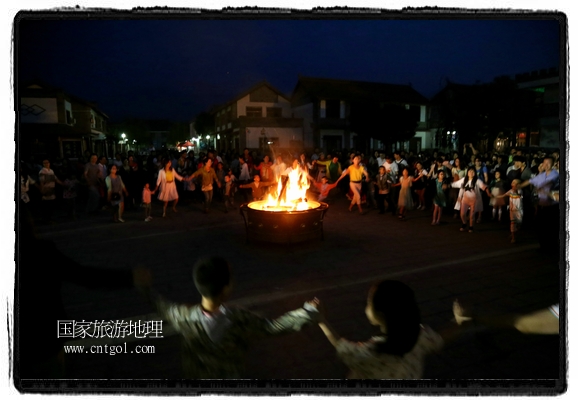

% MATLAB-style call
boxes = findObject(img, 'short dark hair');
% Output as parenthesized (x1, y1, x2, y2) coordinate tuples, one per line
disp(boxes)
(371, 280, 421, 356)
(193, 256, 231, 299)
(513, 155, 526, 163)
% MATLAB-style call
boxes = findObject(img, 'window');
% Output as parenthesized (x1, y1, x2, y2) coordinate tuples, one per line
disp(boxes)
(320, 100, 326, 118)
(266, 107, 282, 118)
(326, 100, 340, 119)
(246, 107, 262, 118)
(65, 110, 74, 125)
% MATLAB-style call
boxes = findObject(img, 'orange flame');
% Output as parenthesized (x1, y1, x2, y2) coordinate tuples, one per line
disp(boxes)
(261, 167, 311, 211)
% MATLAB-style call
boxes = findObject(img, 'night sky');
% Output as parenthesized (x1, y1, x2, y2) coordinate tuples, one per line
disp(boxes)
(16, 14, 561, 123)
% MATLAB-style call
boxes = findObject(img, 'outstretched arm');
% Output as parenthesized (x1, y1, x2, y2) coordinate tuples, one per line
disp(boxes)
(453, 299, 559, 334)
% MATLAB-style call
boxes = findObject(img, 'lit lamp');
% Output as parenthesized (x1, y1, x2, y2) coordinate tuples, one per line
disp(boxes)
(494, 134, 507, 153)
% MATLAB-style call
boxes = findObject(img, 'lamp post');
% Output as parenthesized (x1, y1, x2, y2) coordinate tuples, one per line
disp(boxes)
(121, 133, 126, 153)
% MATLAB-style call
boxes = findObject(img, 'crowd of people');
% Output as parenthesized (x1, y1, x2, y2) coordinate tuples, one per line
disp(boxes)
(20, 143, 561, 252)
(17, 144, 562, 380)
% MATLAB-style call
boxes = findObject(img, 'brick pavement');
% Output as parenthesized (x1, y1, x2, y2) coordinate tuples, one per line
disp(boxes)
(24, 192, 566, 393)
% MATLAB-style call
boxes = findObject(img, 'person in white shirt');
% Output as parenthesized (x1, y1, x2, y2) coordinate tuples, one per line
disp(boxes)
(450, 167, 491, 233)
(238, 157, 252, 202)
(272, 155, 287, 181)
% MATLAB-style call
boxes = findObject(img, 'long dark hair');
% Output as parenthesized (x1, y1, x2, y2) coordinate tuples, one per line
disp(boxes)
(371, 280, 421, 356)
(462, 167, 477, 190)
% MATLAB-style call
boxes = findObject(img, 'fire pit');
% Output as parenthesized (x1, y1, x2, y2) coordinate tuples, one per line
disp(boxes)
(240, 200, 329, 244)
(239, 161, 329, 244)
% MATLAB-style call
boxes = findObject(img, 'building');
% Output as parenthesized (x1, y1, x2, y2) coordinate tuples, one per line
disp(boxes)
(514, 67, 561, 149)
(290, 76, 429, 154)
(429, 66, 561, 154)
(18, 81, 109, 160)
(208, 81, 304, 155)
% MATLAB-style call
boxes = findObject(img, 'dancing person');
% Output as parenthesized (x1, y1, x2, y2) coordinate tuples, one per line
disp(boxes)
(187, 158, 221, 214)
(317, 280, 444, 379)
(373, 165, 392, 214)
(450, 167, 491, 233)
(450, 157, 466, 219)
(84, 153, 103, 214)
(336, 155, 370, 214)
(142, 182, 156, 222)
(223, 175, 235, 213)
(156, 158, 186, 217)
(238, 157, 252, 203)
(238, 174, 276, 202)
(391, 168, 420, 220)
(133, 256, 320, 379)
(20, 164, 36, 206)
(413, 162, 428, 210)
(253, 155, 274, 197)
(314, 155, 342, 183)
(309, 176, 338, 202)
(453, 300, 559, 335)
(431, 170, 448, 225)
(271, 155, 287, 183)
(38, 159, 64, 223)
(105, 164, 129, 223)
(518, 156, 560, 255)
(492, 178, 523, 243)
(489, 170, 508, 222)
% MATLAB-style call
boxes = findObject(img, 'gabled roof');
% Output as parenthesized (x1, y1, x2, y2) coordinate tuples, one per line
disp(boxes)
(429, 81, 489, 103)
(19, 80, 109, 118)
(292, 76, 428, 105)
(216, 80, 290, 110)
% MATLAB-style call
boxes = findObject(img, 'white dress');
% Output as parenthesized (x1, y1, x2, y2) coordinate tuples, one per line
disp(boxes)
(451, 178, 486, 213)
(156, 169, 184, 202)
(335, 325, 443, 379)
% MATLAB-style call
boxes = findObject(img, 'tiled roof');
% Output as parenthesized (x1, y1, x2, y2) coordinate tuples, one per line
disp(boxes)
(293, 76, 429, 104)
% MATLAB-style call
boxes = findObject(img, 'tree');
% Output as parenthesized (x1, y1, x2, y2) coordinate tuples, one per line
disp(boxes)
(193, 112, 215, 137)
(349, 101, 418, 149)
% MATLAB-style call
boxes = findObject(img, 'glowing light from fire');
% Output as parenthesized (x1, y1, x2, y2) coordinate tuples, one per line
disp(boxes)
(249, 165, 312, 212)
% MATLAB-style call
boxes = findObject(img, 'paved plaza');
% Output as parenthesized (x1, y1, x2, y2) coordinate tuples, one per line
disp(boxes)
(21, 193, 565, 394)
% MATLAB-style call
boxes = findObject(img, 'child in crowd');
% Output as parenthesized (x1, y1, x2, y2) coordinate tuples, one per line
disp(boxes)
(225, 169, 237, 206)
(238, 174, 276, 202)
(492, 178, 523, 243)
(223, 175, 234, 213)
(489, 170, 508, 222)
(391, 168, 419, 219)
(62, 173, 79, 220)
(309, 176, 338, 202)
(431, 170, 448, 225)
(317, 280, 444, 379)
(142, 182, 156, 222)
(133, 256, 320, 379)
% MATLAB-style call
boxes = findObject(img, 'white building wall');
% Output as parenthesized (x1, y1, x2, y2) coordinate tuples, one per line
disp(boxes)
(245, 126, 303, 148)
(236, 94, 293, 117)
(21, 97, 59, 123)
(415, 130, 437, 150)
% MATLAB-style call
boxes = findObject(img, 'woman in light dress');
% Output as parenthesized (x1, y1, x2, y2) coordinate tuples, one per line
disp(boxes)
(157, 158, 185, 217)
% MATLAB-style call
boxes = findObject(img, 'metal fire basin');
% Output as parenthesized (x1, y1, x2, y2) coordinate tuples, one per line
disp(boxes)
(239, 201, 329, 244)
